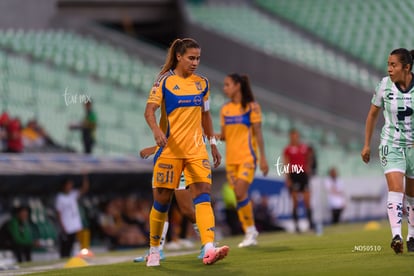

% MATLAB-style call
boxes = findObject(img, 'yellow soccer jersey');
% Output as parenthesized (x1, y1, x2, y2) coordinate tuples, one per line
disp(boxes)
(221, 101, 262, 165)
(147, 70, 210, 159)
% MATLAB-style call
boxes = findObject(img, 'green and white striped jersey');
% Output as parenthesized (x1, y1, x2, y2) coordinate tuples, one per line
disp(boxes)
(372, 75, 414, 147)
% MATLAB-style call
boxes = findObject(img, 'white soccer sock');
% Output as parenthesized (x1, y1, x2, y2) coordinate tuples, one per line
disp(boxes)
(246, 225, 257, 234)
(150, 246, 160, 254)
(387, 191, 404, 238)
(406, 195, 414, 240)
(159, 221, 169, 251)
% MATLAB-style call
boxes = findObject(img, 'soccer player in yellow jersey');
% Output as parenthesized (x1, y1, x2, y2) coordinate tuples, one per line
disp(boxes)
(219, 73, 269, 248)
(144, 38, 229, 266)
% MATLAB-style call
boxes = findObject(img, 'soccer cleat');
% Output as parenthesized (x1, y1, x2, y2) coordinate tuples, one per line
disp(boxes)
(238, 230, 259, 248)
(407, 237, 414, 252)
(146, 251, 161, 267)
(203, 245, 229, 265)
(134, 250, 165, 263)
(197, 246, 205, 259)
(391, 235, 403, 254)
(133, 255, 146, 263)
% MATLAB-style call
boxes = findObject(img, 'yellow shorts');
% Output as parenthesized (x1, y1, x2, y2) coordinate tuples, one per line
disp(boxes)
(153, 157, 212, 189)
(226, 162, 256, 185)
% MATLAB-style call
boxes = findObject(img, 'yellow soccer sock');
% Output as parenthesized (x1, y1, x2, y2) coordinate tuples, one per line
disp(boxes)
(237, 198, 255, 233)
(76, 229, 91, 249)
(149, 202, 169, 247)
(194, 193, 215, 246)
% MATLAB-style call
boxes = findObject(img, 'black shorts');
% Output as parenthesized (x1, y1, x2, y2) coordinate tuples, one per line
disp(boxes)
(288, 172, 309, 192)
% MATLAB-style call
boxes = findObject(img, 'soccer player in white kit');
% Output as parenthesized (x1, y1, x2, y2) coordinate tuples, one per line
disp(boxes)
(362, 48, 414, 254)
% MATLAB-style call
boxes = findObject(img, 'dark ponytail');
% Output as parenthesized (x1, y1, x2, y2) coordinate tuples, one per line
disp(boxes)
(390, 48, 414, 71)
(160, 38, 200, 75)
(228, 73, 255, 110)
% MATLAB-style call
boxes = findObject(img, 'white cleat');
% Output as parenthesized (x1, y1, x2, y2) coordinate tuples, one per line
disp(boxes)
(238, 230, 259, 248)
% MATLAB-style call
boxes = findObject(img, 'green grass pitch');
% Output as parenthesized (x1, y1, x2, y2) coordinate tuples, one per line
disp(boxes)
(27, 221, 413, 275)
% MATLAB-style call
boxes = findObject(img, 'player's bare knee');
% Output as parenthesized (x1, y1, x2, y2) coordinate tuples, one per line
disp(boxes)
(153, 187, 174, 204)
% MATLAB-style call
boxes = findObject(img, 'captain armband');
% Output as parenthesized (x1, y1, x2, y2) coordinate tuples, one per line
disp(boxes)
(204, 99, 210, 111)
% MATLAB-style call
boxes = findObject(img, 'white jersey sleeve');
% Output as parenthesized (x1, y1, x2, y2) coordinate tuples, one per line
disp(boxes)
(371, 77, 386, 107)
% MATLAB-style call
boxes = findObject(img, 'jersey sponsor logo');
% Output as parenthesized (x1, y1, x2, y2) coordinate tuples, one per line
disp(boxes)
(243, 163, 254, 169)
(195, 81, 202, 91)
(158, 163, 173, 169)
(397, 106, 413, 121)
(173, 84, 180, 90)
(178, 99, 192, 104)
(193, 95, 202, 105)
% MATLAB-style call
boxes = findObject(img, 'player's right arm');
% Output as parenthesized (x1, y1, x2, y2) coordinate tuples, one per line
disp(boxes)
(361, 104, 381, 163)
(145, 103, 167, 147)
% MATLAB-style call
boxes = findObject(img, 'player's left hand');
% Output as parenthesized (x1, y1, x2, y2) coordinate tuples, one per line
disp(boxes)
(260, 156, 269, 176)
(211, 145, 222, 168)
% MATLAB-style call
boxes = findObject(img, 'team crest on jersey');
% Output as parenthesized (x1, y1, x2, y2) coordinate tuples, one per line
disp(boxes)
(157, 172, 165, 183)
(381, 157, 387, 167)
(195, 81, 202, 91)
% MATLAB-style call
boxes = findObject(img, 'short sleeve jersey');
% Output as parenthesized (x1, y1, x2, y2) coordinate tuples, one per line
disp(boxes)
(147, 70, 210, 159)
(371, 75, 414, 147)
(220, 102, 262, 164)
(283, 144, 309, 173)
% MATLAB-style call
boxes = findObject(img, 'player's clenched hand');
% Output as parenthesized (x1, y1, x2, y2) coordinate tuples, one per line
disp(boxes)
(211, 145, 221, 168)
(260, 156, 269, 176)
(361, 146, 370, 163)
(153, 128, 167, 147)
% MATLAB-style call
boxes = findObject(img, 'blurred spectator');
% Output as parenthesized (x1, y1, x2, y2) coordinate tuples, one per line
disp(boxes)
(98, 197, 147, 250)
(22, 119, 59, 150)
(6, 117, 23, 153)
(69, 102, 97, 154)
(122, 196, 149, 237)
(55, 174, 89, 258)
(7, 206, 34, 263)
(22, 119, 46, 149)
(253, 196, 284, 232)
(324, 167, 346, 224)
(0, 111, 10, 152)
